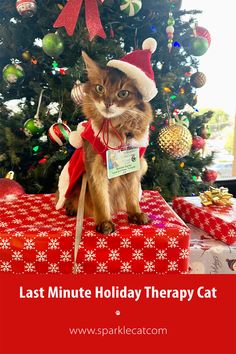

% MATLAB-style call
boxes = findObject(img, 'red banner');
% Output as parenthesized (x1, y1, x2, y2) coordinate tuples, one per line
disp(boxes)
(0, 274, 235, 354)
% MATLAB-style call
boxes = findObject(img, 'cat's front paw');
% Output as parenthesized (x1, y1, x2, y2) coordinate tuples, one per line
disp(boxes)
(128, 212, 150, 225)
(96, 221, 115, 234)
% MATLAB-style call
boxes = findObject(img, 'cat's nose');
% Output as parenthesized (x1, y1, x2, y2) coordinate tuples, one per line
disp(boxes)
(104, 99, 113, 108)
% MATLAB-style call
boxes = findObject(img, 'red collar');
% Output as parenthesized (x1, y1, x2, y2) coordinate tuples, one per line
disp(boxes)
(81, 120, 146, 163)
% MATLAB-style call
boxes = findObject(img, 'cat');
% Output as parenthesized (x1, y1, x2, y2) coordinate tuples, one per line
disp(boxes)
(58, 51, 154, 234)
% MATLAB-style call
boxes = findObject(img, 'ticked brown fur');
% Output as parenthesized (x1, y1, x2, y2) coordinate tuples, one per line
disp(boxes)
(63, 52, 153, 234)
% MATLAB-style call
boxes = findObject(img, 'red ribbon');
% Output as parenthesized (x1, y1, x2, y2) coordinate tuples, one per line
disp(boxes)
(53, 0, 106, 40)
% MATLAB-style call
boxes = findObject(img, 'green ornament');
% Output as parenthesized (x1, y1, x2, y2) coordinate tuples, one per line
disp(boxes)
(168, 18, 175, 26)
(24, 118, 44, 137)
(190, 37, 209, 56)
(42, 33, 64, 57)
(2, 64, 25, 84)
(120, 0, 142, 17)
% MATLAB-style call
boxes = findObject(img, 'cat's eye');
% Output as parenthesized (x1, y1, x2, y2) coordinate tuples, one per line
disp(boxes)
(95, 85, 104, 94)
(118, 90, 129, 98)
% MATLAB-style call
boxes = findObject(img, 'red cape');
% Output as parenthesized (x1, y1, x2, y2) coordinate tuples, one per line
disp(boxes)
(65, 120, 146, 199)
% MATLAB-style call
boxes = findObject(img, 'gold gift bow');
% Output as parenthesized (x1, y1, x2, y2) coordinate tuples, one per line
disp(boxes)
(200, 186, 233, 206)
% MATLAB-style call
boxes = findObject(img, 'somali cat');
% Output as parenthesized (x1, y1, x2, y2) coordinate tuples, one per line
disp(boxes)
(63, 52, 153, 234)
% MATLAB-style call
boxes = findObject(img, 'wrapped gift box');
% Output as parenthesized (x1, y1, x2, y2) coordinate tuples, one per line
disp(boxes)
(188, 223, 236, 274)
(173, 196, 236, 246)
(0, 191, 190, 274)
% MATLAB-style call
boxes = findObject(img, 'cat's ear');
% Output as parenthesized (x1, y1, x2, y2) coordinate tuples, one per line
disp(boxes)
(82, 51, 101, 78)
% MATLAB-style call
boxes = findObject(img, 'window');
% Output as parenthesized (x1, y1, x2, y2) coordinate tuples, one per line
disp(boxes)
(183, 0, 235, 179)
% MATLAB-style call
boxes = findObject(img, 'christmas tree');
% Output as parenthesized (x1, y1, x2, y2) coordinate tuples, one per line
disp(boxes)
(0, 0, 214, 198)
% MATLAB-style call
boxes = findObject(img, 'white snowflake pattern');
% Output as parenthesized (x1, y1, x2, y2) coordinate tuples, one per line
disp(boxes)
(39, 213, 48, 218)
(51, 227, 61, 232)
(155, 228, 166, 236)
(144, 238, 155, 248)
(61, 230, 72, 237)
(179, 249, 189, 259)
(36, 251, 47, 262)
(168, 261, 178, 271)
(48, 263, 59, 273)
(221, 236, 228, 243)
(168, 237, 178, 248)
(48, 238, 60, 249)
(28, 228, 38, 232)
(120, 238, 131, 248)
(118, 219, 127, 224)
(156, 249, 167, 260)
(97, 262, 108, 273)
(30, 207, 40, 213)
(74, 263, 83, 273)
(13, 231, 24, 237)
(179, 228, 189, 236)
(132, 229, 143, 236)
(38, 231, 48, 237)
(120, 262, 131, 273)
(47, 218, 57, 223)
(60, 251, 71, 262)
(12, 251, 23, 261)
(132, 249, 143, 260)
(215, 224, 222, 232)
(0, 261, 11, 272)
(144, 261, 155, 272)
(96, 238, 108, 248)
(42, 205, 52, 211)
(108, 249, 120, 261)
(85, 230, 96, 237)
(119, 226, 130, 230)
(85, 250, 96, 261)
(110, 231, 120, 237)
(26, 216, 36, 222)
(0, 239, 10, 249)
(24, 239, 35, 250)
(228, 229, 236, 238)
(87, 221, 96, 226)
(24, 263, 36, 272)
(0, 222, 8, 228)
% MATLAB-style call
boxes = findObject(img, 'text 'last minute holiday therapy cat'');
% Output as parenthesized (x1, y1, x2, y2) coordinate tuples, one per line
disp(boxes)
(56, 38, 158, 235)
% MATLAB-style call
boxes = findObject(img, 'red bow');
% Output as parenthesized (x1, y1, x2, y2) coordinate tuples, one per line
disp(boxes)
(53, 0, 106, 40)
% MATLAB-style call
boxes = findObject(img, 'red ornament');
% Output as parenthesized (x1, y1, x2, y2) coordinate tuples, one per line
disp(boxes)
(48, 122, 71, 146)
(202, 169, 218, 183)
(192, 136, 205, 151)
(150, 125, 156, 131)
(0, 179, 25, 201)
(196, 26, 211, 46)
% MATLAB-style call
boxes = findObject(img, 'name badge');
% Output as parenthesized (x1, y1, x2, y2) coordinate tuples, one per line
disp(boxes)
(106, 148, 140, 179)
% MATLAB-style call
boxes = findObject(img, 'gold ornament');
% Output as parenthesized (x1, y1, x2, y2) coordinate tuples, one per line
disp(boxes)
(5, 171, 14, 180)
(158, 123, 192, 158)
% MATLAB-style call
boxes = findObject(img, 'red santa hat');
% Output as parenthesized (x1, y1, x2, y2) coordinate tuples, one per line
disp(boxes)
(107, 38, 158, 102)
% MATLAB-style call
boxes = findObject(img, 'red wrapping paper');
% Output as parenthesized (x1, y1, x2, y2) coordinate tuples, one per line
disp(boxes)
(0, 191, 190, 274)
(173, 196, 236, 246)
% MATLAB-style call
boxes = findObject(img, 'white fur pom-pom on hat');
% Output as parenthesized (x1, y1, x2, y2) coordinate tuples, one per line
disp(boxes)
(69, 121, 86, 149)
(142, 38, 157, 53)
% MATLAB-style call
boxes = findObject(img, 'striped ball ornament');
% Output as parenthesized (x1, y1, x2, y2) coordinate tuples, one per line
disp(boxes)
(120, 0, 142, 16)
(48, 123, 71, 146)
(71, 81, 85, 106)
